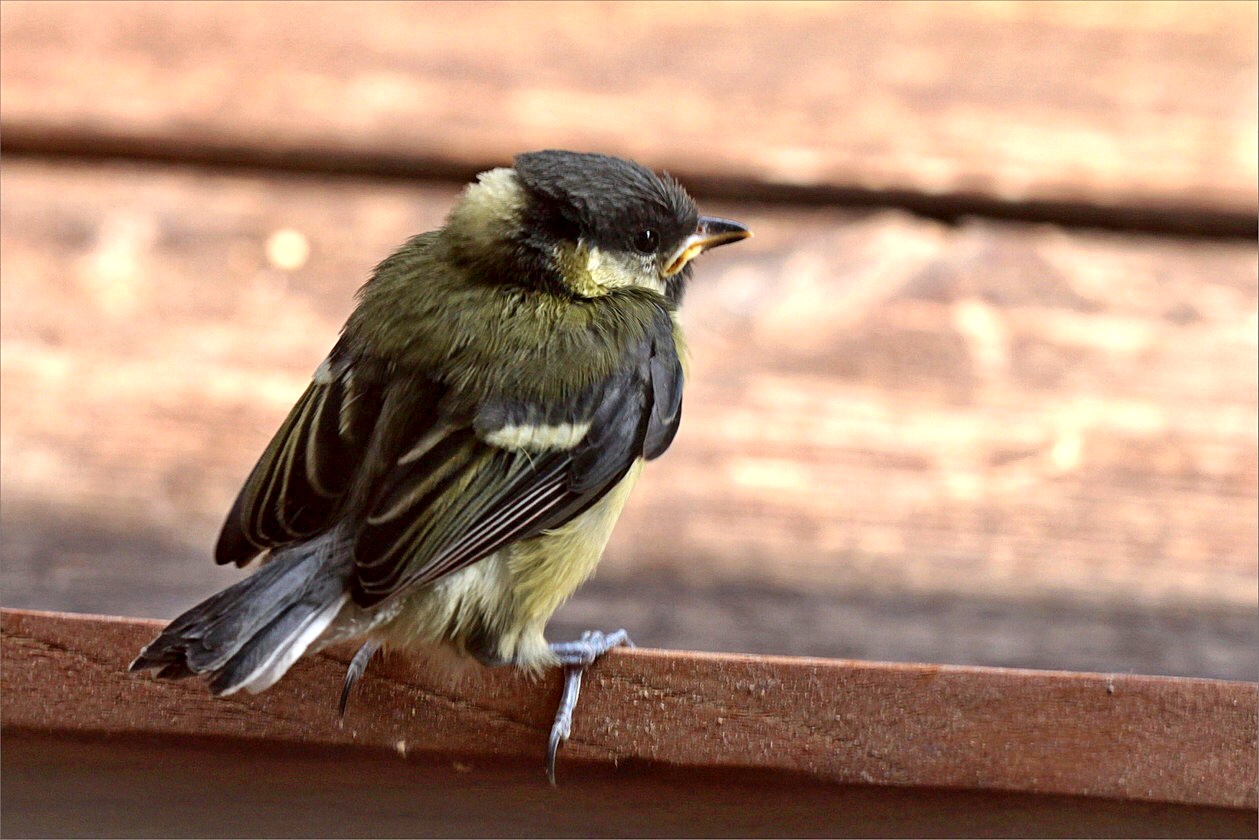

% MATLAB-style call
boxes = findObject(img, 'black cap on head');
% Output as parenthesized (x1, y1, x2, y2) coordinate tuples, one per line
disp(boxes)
(515, 150, 699, 257)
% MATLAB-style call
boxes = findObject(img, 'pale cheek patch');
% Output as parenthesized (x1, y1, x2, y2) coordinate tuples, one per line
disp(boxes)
(575, 245, 666, 296)
(586, 247, 604, 274)
(484, 421, 592, 451)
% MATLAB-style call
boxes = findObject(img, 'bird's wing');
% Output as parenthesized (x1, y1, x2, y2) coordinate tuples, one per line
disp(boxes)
(214, 348, 389, 567)
(349, 316, 684, 607)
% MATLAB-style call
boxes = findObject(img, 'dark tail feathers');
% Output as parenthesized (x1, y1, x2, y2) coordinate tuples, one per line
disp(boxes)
(130, 541, 348, 695)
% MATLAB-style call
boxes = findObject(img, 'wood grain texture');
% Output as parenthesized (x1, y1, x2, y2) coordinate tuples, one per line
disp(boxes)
(3, 609, 1256, 813)
(1, 1, 1255, 218)
(1, 158, 1255, 679)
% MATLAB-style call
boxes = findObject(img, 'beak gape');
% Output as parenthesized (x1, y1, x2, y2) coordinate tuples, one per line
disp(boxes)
(664, 216, 752, 276)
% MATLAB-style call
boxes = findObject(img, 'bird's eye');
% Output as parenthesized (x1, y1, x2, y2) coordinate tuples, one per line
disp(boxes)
(633, 228, 660, 254)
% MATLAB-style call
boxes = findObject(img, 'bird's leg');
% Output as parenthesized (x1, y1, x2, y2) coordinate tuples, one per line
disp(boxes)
(545, 628, 633, 784)
(338, 638, 382, 718)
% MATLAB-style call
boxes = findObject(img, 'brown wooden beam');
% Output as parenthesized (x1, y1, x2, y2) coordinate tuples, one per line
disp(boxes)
(4, 608, 1255, 814)
(1, 1, 1255, 223)
(4, 159, 1255, 612)
(2, 159, 1256, 682)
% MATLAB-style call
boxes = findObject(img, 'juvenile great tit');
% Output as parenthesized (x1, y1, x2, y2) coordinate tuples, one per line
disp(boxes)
(131, 149, 750, 781)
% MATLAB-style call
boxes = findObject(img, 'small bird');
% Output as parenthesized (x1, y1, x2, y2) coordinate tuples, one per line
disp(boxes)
(131, 149, 750, 781)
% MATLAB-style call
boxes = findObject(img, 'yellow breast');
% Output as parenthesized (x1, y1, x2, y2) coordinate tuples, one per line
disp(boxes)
(507, 459, 644, 625)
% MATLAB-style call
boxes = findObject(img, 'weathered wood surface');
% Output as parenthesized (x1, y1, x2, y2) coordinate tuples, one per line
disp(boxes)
(4, 609, 1256, 816)
(1, 1, 1255, 223)
(1, 159, 1255, 678)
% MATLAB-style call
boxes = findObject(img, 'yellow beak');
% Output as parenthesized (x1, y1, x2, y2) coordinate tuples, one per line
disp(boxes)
(664, 216, 752, 276)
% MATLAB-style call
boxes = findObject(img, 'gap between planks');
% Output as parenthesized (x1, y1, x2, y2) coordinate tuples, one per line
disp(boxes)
(1, 143, 1254, 241)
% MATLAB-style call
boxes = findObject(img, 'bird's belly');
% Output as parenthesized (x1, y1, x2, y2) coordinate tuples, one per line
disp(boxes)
(508, 459, 644, 622)
(375, 459, 644, 671)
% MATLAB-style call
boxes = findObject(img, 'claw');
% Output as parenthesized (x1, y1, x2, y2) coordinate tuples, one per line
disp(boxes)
(545, 628, 632, 784)
(547, 665, 584, 785)
(339, 638, 381, 718)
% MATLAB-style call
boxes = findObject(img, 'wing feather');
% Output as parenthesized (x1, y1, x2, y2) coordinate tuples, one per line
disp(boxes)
(216, 304, 687, 607)
(214, 353, 385, 567)
(349, 315, 684, 608)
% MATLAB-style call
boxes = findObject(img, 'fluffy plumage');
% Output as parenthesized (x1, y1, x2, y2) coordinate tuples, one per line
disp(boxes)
(132, 150, 746, 704)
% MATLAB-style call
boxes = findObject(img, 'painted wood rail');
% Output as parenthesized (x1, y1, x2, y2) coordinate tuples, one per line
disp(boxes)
(2, 608, 1255, 836)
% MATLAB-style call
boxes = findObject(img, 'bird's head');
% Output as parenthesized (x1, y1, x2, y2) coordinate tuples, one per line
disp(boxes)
(445, 150, 750, 302)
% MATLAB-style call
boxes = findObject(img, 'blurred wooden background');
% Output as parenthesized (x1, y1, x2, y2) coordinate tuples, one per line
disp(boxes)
(2, 1, 1256, 681)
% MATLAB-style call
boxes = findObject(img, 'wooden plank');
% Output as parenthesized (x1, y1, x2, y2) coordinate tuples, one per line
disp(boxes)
(1, 158, 1255, 679)
(3, 608, 1257, 822)
(1, 1, 1255, 221)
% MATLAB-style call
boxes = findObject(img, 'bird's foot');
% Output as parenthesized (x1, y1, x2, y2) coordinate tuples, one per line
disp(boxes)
(546, 629, 633, 785)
